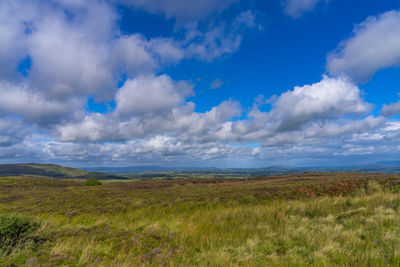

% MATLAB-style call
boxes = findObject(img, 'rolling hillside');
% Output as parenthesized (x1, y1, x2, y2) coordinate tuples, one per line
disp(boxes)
(0, 163, 127, 180)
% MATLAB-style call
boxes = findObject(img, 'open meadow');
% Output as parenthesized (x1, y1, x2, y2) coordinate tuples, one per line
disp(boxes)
(2, 173, 400, 266)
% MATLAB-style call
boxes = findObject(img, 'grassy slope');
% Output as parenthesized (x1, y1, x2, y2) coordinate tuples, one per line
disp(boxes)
(28, 164, 89, 177)
(0, 164, 127, 180)
(1, 173, 400, 266)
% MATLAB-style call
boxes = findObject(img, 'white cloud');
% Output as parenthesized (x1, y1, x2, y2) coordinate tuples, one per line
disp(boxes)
(0, 0, 253, 100)
(334, 144, 374, 156)
(112, 35, 158, 75)
(149, 38, 185, 63)
(184, 11, 258, 61)
(327, 10, 400, 82)
(284, 0, 326, 18)
(0, 0, 254, 128)
(27, 1, 117, 100)
(0, 81, 83, 126)
(111, 35, 185, 75)
(0, 0, 34, 79)
(382, 97, 400, 117)
(0, 0, 117, 100)
(259, 116, 385, 146)
(215, 76, 387, 156)
(231, 76, 372, 140)
(348, 121, 400, 142)
(268, 76, 372, 131)
(56, 75, 378, 158)
(56, 93, 241, 143)
(116, 75, 193, 116)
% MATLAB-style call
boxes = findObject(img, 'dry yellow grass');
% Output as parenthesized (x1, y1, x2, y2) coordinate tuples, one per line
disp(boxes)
(1, 174, 400, 266)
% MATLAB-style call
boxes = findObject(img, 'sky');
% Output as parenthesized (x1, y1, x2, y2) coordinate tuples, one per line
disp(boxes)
(1, 0, 400, 168)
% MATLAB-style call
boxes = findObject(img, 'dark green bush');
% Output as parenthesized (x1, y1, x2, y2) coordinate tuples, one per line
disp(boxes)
(84, 178, 102, 186)
(0, 213, 39, 254)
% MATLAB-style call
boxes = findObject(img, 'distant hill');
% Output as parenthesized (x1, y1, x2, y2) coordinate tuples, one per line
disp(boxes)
(3, 162, 399, 181)
(84, 163, 400, 177)
(84, 166, 170, 173)
(0, 164, 128, 180)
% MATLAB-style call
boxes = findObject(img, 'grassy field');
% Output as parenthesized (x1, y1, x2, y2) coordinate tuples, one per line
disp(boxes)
(1, 173, 400, 266)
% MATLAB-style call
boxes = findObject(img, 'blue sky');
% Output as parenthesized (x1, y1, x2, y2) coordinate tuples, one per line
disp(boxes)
(0, 0, 400, 167)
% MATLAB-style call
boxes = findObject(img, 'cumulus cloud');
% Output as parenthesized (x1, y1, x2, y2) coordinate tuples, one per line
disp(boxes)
(0, 0, 117, 100)
(115, 75, 193, 116)
(259, 116, 385, 146)
(0, 0, 255, 128)
(47, 72, 396, 165)
(0, 1, 46, 81)
(112, 35, 186, 75)
(327, 10, 400, 82)
(111, 35, 157, 76)
(268, 76, 372, 131)
(382, 97, 400, 116)
(230, 76, 373, 142)
(283, 0, 327, 18)
(56, 79, 241, 143)
(0, 81, 83, 126)
(0, 0, 254, 96)
(55, 75, 377, 155)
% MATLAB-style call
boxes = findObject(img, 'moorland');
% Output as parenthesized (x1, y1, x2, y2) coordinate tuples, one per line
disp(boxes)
(2, 172, 400, 266)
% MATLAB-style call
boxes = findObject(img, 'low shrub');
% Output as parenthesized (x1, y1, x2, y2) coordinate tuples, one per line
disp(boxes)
(0, 213, 40, 254)
(84, 178, 102, 186)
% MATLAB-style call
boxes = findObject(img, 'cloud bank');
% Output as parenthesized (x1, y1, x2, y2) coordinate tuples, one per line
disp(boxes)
(0, 0, 398, 167)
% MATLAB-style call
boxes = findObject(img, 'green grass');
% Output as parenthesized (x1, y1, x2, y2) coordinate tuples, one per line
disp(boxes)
(84, 178, 103, 186)
(1, 173, 400, 266)
(28, 164, 90, 177)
